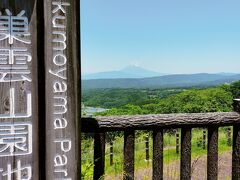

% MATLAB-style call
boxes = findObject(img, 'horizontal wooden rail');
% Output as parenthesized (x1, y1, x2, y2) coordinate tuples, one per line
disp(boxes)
(82, 112, 240, 132)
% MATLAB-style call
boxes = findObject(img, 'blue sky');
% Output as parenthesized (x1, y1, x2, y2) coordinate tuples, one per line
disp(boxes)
(81, 0, 240, 74)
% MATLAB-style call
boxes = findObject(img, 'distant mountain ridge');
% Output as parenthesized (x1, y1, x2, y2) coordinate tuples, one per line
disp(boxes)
(82, 73, 240, 89)
(83, 65, 166, 79)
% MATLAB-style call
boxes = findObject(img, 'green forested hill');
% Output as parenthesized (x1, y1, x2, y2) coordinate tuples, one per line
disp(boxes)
(82, 88, 185, 108)
(96, 87, 233, 116)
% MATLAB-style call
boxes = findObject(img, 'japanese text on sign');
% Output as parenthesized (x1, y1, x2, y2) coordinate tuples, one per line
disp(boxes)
(0, 9, 33, 179)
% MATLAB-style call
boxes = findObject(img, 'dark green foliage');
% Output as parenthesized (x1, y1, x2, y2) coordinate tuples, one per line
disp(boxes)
(82, 88, 184, 108)
(83, 81, 240, 116)
(82, 89, 147, 108)
(96, 87, 233, 116)
(156, 88, 233, 113)
(229, 81, 240, 98)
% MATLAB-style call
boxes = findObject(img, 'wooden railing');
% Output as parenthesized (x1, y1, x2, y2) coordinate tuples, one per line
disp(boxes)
(82, 99, 240, 180)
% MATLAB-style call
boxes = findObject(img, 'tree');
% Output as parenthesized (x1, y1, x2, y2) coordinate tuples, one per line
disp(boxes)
(229, 81, 240, 99)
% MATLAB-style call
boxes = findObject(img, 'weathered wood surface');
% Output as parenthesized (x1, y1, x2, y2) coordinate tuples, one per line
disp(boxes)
(0, 1, 41, 179)
(124, 130, 135, 180)
(176, 131, 180, 154)
(44, 0, 81, 179)
(180, 128, 191, 180)
(227, 127, 231, 146)
(203, 129, 207, 149)
(145, 134, 149, 161)
(232, 125, 240, 180)
(110, 141, 114, 166)
(94, 133, 105, 180)
(152, 129, 163, 180)
(207, 127, 218, 180)
(82, 112, 240, 132)
(232, 99, 240, 180)
(233, 99, 240, 112)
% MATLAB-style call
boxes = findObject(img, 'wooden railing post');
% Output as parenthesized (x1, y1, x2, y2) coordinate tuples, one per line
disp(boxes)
(94, 133, 106, 180)
(227, 127, 231, 146)
(124, 130, 135, 180)
(152, 129, 163, 180)
(207, 126, 218, 180)
(203, 129, 207, 150)
(232, 99, 240, 179)
(145, 134, 150, 161)
(232, 125, 240, 180)
(110, 141, 114, 166)
(180, 128, 191, 180)
(176, 130, 180, 154)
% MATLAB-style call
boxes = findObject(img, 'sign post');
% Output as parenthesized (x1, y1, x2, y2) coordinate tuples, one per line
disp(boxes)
(44, 0, 81, 179)
(0, 1, 41, 179)
(0, 0, 81, 179)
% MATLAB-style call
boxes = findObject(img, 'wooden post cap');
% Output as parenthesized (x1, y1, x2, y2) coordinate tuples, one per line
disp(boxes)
(233, 99, 240, 112)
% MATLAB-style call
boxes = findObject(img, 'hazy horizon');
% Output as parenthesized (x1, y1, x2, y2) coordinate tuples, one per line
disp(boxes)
(82, 65, 240, 75)
(81, 0, 240, 74)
